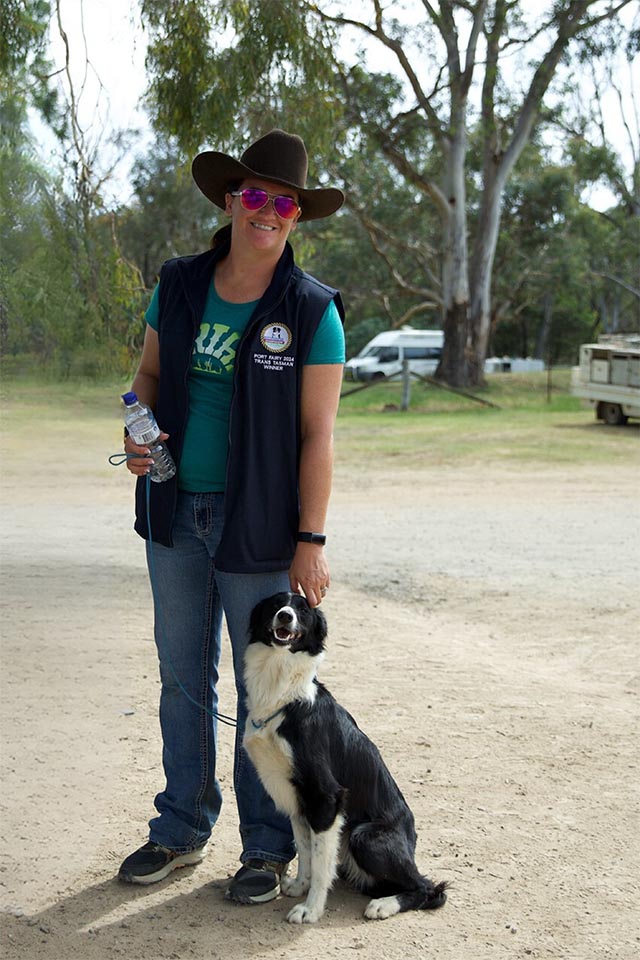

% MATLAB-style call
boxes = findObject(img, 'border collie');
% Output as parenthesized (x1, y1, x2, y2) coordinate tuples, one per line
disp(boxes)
(243, 592, 447, 925)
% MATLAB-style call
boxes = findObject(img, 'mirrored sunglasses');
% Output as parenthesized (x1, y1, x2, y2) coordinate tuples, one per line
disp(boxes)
(230, 188, 301, 221)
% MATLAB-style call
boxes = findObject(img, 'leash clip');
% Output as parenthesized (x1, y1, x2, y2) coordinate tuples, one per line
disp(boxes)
(251, 706, 286, 730)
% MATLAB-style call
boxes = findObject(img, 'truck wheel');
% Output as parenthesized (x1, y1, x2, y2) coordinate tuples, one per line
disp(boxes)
(598, 402, 628, 426)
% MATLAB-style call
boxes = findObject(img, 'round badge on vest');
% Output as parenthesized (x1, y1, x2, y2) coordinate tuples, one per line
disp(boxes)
(260, 323, 293, 353)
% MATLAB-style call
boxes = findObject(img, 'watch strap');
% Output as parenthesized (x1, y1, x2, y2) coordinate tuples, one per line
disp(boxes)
(297, 531, 327, 545)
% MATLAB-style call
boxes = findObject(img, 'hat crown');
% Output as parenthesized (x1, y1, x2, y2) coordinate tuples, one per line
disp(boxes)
(191, 128, 344, 221)
(240, 129, 308, 190)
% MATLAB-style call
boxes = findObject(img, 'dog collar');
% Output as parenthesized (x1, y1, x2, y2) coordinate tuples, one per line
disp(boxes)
(251, 706, 286, 730)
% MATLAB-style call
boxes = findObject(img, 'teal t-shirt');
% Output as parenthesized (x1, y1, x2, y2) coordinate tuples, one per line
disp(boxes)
(145, 277, 345, 492)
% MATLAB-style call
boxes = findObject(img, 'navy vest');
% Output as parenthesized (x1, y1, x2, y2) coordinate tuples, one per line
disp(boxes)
(134, 235, 344, 573)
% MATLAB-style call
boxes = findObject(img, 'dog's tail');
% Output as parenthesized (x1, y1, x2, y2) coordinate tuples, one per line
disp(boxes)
(400, 876, 448, 912)
(364, 878, 447, 920)
(416, 877, 448, 910)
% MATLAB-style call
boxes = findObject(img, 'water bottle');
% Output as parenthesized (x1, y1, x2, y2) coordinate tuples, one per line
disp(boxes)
(121, 392, 176, 483)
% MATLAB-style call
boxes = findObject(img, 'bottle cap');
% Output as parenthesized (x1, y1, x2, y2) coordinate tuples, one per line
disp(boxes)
(121, 392, 138, 405)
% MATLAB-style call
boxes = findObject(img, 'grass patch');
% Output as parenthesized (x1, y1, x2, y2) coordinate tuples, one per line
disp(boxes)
(339, 368, 577, 414)
(1, 372, 637, 471)
(1, 377, 126, 425)
(336, 369, 638, 468)
(335, 409, 637, 468)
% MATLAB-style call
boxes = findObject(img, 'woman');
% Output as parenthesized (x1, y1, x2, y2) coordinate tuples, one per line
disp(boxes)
(118, 130, 345, 904)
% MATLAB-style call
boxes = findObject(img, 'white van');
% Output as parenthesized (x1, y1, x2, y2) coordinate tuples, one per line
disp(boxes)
(344, 328, 443, 382)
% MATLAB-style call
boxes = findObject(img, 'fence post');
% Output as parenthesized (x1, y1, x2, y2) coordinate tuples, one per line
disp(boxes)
(401, 359, 411, 410)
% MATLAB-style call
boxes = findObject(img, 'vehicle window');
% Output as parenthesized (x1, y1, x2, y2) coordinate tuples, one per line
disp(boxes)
(404, 346, 442, 359)
(378, 348, 399, 361)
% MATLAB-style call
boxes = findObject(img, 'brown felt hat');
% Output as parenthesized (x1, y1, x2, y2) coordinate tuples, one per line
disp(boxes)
(192, 129, 344, 222)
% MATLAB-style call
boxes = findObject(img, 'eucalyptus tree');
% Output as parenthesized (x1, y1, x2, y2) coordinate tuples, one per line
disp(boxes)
(116, 143, 225, 290)
(559, 42, 640, 332)
(140, 0, 634, 387)
(0, 0, 60, 132)
(484, 137, 591, 361)
(1, 0, 149, 375)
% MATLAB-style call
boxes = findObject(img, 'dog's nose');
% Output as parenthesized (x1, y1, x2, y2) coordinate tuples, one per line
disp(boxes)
(276, 609, 293, 624)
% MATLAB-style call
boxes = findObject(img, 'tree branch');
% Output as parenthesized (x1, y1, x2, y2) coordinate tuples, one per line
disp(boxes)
(480, 0, 508, 156)
(374, 131, 450, 219)
(574, 0, 633, 33)
(500, 1, 630, 184)
(399, 301, 442, 324)
(347, 199, 442, 302)
(593, 272, 640, 299)
(461, 0, 489, 96)
(307, 1, 445, 143)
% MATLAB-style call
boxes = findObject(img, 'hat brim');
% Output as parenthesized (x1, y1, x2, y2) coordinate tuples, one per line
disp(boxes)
(192, 151, 344, 222)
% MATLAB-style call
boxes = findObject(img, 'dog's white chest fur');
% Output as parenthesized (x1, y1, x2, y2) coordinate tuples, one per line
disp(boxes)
(243, 641, 320, 819)
(244, 723, 298, 817)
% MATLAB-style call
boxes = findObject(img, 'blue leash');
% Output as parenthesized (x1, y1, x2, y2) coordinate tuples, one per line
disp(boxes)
(109, 454, 237, 727)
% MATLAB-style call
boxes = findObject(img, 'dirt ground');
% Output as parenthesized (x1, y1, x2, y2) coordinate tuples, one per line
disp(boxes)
(1, 409, 639, 960)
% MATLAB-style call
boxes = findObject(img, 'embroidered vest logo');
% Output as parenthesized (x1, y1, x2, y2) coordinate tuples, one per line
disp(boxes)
(260, 323, 292, 353)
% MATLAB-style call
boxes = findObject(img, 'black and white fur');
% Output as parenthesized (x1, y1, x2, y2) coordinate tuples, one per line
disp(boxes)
(243, 592, 447, 924)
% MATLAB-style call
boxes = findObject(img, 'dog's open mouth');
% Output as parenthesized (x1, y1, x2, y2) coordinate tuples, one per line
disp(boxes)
(272, 627, 300, 646)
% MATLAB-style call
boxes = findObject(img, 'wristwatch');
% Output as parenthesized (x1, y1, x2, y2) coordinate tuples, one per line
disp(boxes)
(297, 532, 327, 545)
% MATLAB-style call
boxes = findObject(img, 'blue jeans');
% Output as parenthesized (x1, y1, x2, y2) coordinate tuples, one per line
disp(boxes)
(145, 491, 295, 864)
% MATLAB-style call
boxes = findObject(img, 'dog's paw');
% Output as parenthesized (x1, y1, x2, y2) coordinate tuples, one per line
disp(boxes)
(281, 875, 310, 898)
(287, 901, 322, 924)
(364, 896, 402, 920)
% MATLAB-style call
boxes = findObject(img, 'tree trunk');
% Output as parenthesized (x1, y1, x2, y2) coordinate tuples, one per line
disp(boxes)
(438, 301, 473, 386)
(435, 116, 472, 386)
(467, 153, 508, 385)
(535, 291, 554, 359)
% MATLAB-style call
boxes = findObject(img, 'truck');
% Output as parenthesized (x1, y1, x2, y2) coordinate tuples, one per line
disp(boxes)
(344, 328, 443, 382)
(570, 334, 640, 425)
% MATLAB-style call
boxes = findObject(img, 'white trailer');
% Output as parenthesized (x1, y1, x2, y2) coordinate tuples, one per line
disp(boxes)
(570, 335, 640, 425)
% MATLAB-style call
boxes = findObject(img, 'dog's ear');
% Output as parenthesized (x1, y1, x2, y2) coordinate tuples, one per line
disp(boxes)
(308, 605, 328, 653)
(249, 596, 271, 645)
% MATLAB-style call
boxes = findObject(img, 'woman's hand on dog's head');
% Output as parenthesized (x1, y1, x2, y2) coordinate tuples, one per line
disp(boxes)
(289, 544, 330, 607)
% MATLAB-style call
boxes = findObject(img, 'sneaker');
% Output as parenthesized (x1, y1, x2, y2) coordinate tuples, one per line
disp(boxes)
(118, 840, 207, 885)
(225, 859, 288, 904)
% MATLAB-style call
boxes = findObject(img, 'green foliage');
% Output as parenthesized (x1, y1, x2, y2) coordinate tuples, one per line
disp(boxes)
(115, 142, 223, 287)
(566, 138, 622, 191)
(1, 117, 147, 378)
(136, 0, 637, 387)
(0, 0, 64, 133)
(343, 316, 389, 360)
(141, 0, 341, 157)
(0, 0, 50, 73)
(297, 131, 443, 340)
(4, 0, 637, 384)
(484, 124, 640, 364)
